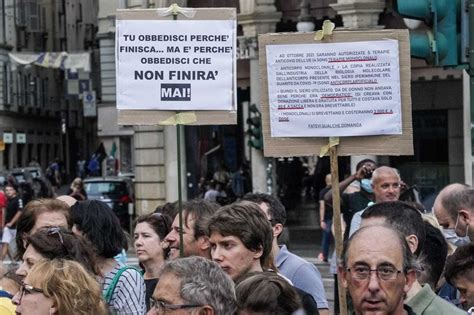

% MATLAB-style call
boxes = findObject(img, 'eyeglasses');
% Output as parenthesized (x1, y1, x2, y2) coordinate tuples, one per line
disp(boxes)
(45, 226, 64, 245)
(150, 298, 202, 313)
(19, 283, 44, 301)
(151, 212, 171, 236)
(347, 265, 402, 281)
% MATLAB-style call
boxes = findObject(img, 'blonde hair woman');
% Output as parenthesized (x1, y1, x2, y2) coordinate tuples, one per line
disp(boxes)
(12, 259, 108, 315)
(67, 177, 87, 201)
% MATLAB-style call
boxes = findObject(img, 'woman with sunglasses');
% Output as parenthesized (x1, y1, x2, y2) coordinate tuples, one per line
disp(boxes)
(133, 212, 172, 311)
(16, 227, 98, 278)
(12, 258, 108, 315)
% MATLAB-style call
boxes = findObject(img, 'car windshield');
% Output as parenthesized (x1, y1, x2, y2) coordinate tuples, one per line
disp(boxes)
(85, 182, 127, 196)
(29, 170, 40, 178)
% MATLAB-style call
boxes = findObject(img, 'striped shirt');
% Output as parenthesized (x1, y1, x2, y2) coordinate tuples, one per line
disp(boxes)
(102, 263, 146, 315)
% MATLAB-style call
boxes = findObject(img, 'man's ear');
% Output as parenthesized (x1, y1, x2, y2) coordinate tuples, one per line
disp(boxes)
(273, 223, 283, 239)
(405, 235, 419, 255)
(253, 245, 263, 260)
(337, 266, 349, 289)
(197, 305, 214, 315)
(404, 269, 417, 294)
(197, 236, 210, 251)
(459, 209, 471, 224)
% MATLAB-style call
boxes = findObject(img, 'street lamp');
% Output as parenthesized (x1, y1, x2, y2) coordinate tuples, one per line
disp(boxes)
(296, 0, 315, 32)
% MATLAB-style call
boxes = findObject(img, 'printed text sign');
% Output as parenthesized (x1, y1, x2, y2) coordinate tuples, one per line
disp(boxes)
(116, 20, 235, 110)
(266, 40, 401, 137)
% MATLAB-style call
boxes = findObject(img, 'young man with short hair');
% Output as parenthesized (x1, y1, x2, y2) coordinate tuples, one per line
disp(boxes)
(1, 184, 23, 261)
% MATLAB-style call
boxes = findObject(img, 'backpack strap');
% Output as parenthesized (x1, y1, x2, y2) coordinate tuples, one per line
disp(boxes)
(103, 265, 141, 304)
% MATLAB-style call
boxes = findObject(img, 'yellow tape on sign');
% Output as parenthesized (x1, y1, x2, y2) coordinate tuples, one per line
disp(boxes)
(157, 3, 197, 18)
(319, 137, 340, 157)
(159, 112, 197, 125)
(314, 20, 336, 41)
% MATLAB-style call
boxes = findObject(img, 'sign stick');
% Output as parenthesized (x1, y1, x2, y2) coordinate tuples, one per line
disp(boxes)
(169, 10, 185, 258)
(330, 145, 348, 315)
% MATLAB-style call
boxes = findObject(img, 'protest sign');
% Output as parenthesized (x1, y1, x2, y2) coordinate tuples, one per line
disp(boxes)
(259, 29, 413, 156)
(116, 8, 237, 126)
(266, 40, 401, 137)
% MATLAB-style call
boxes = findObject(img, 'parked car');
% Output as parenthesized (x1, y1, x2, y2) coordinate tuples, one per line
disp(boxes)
(7, 167, 53, 200)
(83, 177, 134, 231)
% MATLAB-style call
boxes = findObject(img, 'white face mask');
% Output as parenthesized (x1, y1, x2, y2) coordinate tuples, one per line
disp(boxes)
(454, 213, 472, 243)
(442, 228, 471, 247)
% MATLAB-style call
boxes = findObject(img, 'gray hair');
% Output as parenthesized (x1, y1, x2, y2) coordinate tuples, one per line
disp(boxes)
(440, 185, 472, 220)
(341, 224, 415, 273)
(159, 256, 237, 314)
(372, 166, 400, 183)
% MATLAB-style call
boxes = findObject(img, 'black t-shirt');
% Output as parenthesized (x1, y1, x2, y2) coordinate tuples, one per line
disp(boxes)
(5, 196, 23, 224)
(319, 186, 333, 221)
(295, 287, 320, 315)
(145, 278, 158, 311)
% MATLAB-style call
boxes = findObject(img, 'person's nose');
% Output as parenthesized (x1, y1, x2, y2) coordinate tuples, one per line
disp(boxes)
(165, 231, 176, 243)
(212, 246, 223, 262)
(16, 262, 28, 277)
(367, 271, 381, 293)
(134, 236, 143, 247)
(11, 291, 21, 306)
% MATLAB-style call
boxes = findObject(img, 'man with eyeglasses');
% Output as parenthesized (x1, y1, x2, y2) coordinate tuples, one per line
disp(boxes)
(348, 166, 402, 237)
(339, 224, 417, 315)
(147, 256, 236, 315)
(360, 201, 466, 315)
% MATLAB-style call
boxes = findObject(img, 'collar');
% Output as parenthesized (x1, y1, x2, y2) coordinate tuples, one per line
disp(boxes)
(276, 245, 289, 268)
(406, 284, 436, 314)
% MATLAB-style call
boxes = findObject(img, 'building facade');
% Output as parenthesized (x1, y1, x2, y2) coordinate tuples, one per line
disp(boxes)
(0, 0, 99, 177)
(98, 0, 470, 215)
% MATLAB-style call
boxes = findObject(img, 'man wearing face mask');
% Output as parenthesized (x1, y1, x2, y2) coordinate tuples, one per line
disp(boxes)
(433, 183, 472, 246)
(324, 159, 376, 241)
(348, 166, 402, 237)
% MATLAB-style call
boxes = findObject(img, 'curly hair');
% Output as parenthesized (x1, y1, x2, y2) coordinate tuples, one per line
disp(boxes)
(26, 259, 108, 315)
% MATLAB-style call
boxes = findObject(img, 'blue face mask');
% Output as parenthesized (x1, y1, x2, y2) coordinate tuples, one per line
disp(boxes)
(360, 178, 373, 194)
(442, 228, 470, 247)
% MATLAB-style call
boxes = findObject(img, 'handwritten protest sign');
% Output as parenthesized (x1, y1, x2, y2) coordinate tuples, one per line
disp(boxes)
(116, 19, 236, 111)
(266, 40, 401, 137)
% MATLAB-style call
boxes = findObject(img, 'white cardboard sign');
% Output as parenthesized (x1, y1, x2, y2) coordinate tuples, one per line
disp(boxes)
(116, 20, 236, 111)
(266, 40, 401, 137)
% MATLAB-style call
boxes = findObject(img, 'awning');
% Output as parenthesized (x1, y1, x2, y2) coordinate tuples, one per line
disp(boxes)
(8, 51, 91, 72)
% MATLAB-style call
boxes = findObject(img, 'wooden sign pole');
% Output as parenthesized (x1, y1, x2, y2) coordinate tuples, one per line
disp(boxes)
(330, 145, 348, 315)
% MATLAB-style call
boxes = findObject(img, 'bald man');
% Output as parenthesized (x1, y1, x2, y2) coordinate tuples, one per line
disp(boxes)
(433, 183, 472, 245)
(339, 225, 417, 314)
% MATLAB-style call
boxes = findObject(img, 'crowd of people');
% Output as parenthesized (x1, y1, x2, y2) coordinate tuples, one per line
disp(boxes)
(0, 160, 472, 314)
